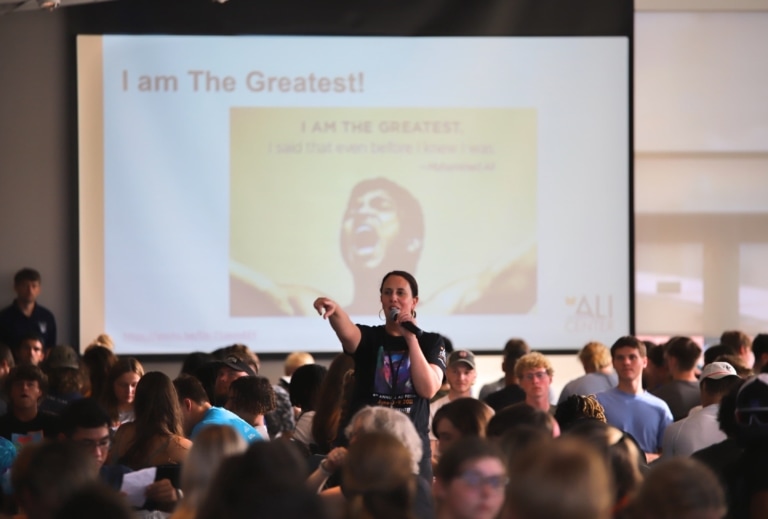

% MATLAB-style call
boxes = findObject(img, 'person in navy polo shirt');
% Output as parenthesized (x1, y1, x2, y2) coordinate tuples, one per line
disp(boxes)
(0, 268, 57, 353)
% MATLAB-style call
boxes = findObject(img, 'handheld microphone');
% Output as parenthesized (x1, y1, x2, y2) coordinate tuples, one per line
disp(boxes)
(389, 308, 424, 337)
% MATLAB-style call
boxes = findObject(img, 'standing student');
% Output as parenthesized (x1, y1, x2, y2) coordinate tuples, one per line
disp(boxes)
(0, 268, 57, 352)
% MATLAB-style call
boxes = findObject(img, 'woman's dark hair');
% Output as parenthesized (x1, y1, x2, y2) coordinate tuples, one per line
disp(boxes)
(716, 378, 746, 438)
(380, 270, 419, 297)
(486, 403, 553, 439)
(81, 346, 117, 401)
(180, 352, 215, 377)
(431, 397, 493, 439)
(197, 441, 325, 519)
(120, 371, 184, 468)
(100, 357, 144, 424)
(289, 364, 328, 410)
(311, 353, 355, 454)
(434, 437, 504, 483)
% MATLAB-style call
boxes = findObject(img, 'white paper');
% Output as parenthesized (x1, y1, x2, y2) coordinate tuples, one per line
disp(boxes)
(120, 467, 157, 508)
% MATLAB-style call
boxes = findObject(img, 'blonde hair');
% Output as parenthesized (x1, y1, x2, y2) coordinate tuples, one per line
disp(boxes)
(86, 333, 115, 351)
(284, 351, 315, 376)
(578, 342, 612, 371)
(179, 425, 247, 510)
(515, 352, 554, 380)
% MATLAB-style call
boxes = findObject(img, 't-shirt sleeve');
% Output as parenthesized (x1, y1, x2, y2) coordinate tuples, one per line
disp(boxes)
(423, 334, 447, 373)
(657, 405, 674, 452)
(354, 324, 372, 356)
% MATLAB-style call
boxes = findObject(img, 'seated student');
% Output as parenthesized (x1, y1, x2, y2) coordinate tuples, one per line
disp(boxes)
(753, 333, 768, 374)
(558, 341, 617, 404)
(596, 336, 673, 461)
(343, 431, 417, 519)
(197, 441, 328, 519)
(515, 352, 557, 414)
(0, 364, 59, 449)
(662, 361, 742, 457)
(429, 350, 479, 457)
(108, 372, 191, 470)
(59, 398, 179, 510)
(40, 345, 85, 416)
(485, 402, 556, 440)
(0, 343, 15, 416)
(169, 425, 247, 519)
(174, 374, 263, 443)
(280, 351, 315, 392)
(565, 420, 645, 517)
(15, 333, 46, 367)
(553, 394, 607, 432)
(290, 364, 327, 447)
(310, 353, 355, 455)
(100, 357, 144, 430)
(11, 441, 96, 519)
(720, 330, 753, 369)
(627, 457, 726, 519)
(651, 336, 702, 421)
(433, 438, 507, 519)
(479, 338, 529, 401)
(81, 345, 117, 401)
(54, 482, 134, 519)
(504, 437, 613, 519)
(431, 398, 494, 463)
(225, 375, 277, 441)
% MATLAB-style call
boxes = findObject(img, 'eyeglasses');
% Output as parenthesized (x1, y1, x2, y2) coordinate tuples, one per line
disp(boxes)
(522, 370, 549, 382)
(75, 438, 111, 451)
(457, 470, 508, 490)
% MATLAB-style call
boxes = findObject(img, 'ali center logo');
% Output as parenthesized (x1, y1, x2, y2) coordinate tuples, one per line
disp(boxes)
(564, 295, 613, 332)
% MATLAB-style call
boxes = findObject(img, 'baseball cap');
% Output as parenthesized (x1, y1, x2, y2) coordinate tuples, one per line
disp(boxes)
(448, 350, 476, 369)
(736, 374, 768, 413)
(45, 345, 80, 370)
(700, 361, 739, 381)
(215, 355, 256, 377)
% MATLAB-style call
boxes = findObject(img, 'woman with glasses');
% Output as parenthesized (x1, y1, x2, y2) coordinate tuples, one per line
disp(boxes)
(433, 437, 507, 519)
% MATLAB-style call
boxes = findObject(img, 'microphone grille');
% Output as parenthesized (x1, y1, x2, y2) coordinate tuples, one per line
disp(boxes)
(389, 308, 400, 320)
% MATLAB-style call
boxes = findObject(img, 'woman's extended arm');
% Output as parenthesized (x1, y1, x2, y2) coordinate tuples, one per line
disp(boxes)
(314, 297, 362, 354)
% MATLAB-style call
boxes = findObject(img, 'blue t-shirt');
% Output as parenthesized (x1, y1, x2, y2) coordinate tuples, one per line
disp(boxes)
(191, 406, 263, 444)
(596, 387, 673, 454)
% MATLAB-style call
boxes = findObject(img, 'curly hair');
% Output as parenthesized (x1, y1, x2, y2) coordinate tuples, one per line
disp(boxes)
(228, 376, 277, 417)
(554, 395, 607, 431)
(514, 352, 554, 380)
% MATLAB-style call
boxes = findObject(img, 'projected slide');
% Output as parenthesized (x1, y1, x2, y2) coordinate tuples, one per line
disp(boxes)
(229, 107, 537, 317)
(78, 35, 630, 354)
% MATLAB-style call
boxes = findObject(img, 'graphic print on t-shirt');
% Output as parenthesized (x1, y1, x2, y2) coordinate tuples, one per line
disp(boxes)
(11, 430, 43, 453)
(373, 346, 415, 411)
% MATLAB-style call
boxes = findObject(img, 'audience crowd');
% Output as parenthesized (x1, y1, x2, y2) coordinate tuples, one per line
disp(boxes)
(0, 267, 766, 518)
